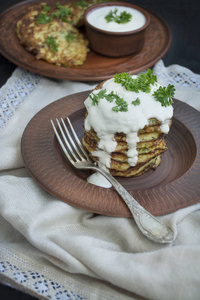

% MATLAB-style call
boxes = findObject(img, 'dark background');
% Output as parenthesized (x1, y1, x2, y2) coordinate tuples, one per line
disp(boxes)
(0, 0, 199, 299)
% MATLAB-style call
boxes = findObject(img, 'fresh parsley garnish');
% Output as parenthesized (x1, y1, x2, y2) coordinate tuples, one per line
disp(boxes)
(114, 69, 175, 106)
(104, 91, 117, 102)
(137, 69, 158, 93)
(112, 96, 128, 112)
(105, 8, 132, 24)
(89, 89, 107, 105)
(36, 13, 53, 24)
(75, 0, 87, 7)
(52, 3, 71, 22)
(132, 97, 140, 106)
(114, 69, 157, 93)
(46, 36, 59, 52)
(88, 70, 175, 112)
(89, 89, 128, 112)
(66, 32, 75, 43)
(41, 3, 51, 12)
(153, 84, 175, 107)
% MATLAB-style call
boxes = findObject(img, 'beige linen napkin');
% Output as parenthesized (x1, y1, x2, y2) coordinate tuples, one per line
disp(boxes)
(0, 60, 200, 300)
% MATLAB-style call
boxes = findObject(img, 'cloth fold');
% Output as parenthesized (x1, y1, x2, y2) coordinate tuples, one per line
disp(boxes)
(0, 60, 200, 300)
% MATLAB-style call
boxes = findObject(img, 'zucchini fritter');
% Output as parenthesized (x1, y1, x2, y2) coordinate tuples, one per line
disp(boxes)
(16, 2, 90, 67)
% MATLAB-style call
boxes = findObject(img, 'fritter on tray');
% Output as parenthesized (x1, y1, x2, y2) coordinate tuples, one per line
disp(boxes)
(82, 69, 175, 177)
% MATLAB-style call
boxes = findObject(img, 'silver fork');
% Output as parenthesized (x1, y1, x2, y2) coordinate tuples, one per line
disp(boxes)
(51, 117, 174, 244)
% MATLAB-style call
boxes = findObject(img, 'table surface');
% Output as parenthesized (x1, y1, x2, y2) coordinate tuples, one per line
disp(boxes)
(0, 0, 199, 299)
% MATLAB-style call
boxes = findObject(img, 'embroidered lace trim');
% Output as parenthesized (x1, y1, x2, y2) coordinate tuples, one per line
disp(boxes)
(0, 69, 41, 130)
(0, 259, 86, 300)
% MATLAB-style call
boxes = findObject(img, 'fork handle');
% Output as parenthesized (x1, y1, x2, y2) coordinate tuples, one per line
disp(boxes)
(93, 167, 174, 244)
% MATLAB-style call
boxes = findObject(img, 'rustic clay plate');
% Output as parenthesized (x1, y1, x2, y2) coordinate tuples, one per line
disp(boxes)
(21, 91, 200, 217)
(0, 0, 171, 81)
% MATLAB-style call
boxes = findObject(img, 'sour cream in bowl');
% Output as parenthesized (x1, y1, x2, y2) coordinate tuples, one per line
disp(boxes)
(84, 1, 150, 57)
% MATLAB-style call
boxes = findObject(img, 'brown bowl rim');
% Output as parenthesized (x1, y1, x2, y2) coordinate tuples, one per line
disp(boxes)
(83, 1, 150, 36)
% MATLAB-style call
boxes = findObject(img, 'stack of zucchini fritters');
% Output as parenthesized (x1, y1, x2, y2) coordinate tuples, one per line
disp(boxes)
(83, 117, 171, 177)
(82, 71, 174, 177)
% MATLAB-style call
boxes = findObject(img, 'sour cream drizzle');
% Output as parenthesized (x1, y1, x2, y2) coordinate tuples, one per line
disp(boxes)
(87, 6, 146, 32)
(87, 172, 112, 188)
(84, 75, 173, 172)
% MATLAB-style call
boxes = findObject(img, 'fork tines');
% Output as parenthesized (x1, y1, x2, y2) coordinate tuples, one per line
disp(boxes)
(51, 117, 89, 164)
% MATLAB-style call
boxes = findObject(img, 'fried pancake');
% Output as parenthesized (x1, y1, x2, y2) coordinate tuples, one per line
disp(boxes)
(109, 155, 161, 177)
(17, 15, 89, 66)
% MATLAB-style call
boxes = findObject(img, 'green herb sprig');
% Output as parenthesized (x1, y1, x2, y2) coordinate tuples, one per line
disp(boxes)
(89, 89, 128, 112)
(89, 89, 107, 105)
(52, 3, 71, 22)
(36, 13, 53, 24)
(132, 97, 140, 106)
(46, 36, 59, 52)
(88, 69, 175, 111)
(42, 3, 51, 12)
(75, 0, 87, 7)
(66, 32, 75, 43)
(112, 96, 128, 112)
(114, 69, 175, 107)
(105, 8, 132, 24)
(114, 69, 157, 93)
(153, 84, 175, 107)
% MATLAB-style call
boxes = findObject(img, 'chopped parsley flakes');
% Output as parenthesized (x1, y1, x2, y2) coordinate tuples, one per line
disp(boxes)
(114, 69, 175, 107)
(46, 36, 58, 52)
(114, 69, 157, 93)
(112, 96, 128, 112)
(75, 0, 87, 7)
(52, 4, 71, 22)
(132, 97, 140, 106)
(153, 84, 175, 107)
(88, 70, 175, 111)
(89, 89, 129, 112)
(36, 13, 52, 24)
(66, 32, 75, 43)
(36, 2, 72, 24)
(105, 8, 132, 24)
(42, 3, 51, 12)
(89, 89, 107, 106)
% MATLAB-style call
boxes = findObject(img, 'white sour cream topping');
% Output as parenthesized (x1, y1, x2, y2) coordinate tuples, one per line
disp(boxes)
(87, 6, 146, 32)
(84, 75, 173, 171)
(87, 172, 112, 188)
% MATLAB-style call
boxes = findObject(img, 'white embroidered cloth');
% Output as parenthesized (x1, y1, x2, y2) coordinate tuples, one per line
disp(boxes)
(0, 60, 200, 300)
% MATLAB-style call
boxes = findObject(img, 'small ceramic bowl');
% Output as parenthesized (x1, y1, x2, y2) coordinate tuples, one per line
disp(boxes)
(83, 1, 150, 58)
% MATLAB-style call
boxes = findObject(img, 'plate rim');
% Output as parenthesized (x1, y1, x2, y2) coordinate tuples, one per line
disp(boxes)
(0, 0, 172, 81)
(21, 91, 200, 217)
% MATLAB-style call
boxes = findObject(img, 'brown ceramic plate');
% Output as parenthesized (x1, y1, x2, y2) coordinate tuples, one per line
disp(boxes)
(0, 0, 171, 81)
(21, 91, 200, 217)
